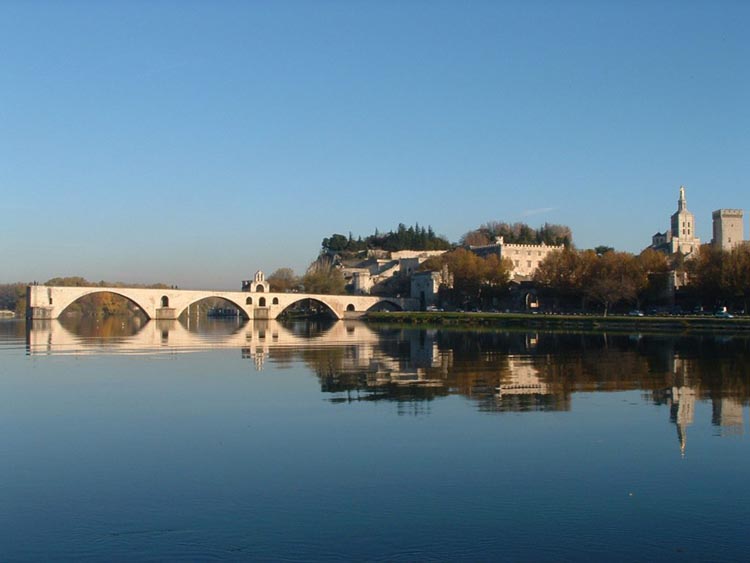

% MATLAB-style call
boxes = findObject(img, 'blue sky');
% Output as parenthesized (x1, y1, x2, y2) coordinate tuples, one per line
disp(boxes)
(1, 0, 748, 289)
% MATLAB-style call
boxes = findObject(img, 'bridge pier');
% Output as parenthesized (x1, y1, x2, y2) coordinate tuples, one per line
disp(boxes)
(253, 307, 270, 320)
(27, 306, 55, 320)
(155, 307, 178, 320)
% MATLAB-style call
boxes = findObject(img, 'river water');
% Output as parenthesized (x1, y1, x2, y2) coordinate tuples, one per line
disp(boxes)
(2, 317, 750, 561)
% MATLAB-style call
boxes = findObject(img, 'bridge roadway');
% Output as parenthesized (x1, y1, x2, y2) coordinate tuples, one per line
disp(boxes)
(26, 285, 417, 320)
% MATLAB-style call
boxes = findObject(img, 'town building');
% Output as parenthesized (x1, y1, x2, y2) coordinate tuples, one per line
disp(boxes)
(712, 209, 745, 251)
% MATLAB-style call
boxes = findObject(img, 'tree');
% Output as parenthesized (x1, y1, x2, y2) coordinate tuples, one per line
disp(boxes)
(0, 283, 27, 314)
(302, 258, 346, 295)
(690, 245, 750, 311)
(583, 251, 641, 315)
(322, 234, 349, 253)
(267, 268, 299, 293)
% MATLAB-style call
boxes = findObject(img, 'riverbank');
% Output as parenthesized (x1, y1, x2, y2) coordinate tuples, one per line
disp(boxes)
(365, 311, 750, 333)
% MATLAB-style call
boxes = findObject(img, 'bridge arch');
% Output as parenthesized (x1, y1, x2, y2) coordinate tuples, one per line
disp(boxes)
(56, 289, 153, 319)
(177, 295, 250, 319)
(366, 299, 403, 312)
(277, 297, 341, 319)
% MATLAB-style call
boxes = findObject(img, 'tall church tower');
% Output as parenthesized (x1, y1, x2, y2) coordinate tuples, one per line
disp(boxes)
(668, 186, 700, 256)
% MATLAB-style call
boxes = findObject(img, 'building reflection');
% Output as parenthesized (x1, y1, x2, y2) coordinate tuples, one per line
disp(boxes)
(26, 319, 750, 454)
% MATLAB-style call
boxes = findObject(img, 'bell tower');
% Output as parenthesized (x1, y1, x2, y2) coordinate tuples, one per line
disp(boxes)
(669, 186, 700, 256)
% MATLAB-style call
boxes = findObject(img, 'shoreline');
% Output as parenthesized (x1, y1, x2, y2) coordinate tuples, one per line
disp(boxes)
(364, 311, 750, 334)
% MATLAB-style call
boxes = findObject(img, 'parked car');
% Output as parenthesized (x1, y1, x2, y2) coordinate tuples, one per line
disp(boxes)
(628, 310, 645, 317)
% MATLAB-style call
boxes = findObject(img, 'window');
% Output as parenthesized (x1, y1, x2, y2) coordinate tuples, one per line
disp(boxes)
(161, 296, 169, 307)
(346, 304, 355, 311)
(259, 297, 266, 307)
(256, 285, 265, 292)
(272, 297, 279, 305)
(527, 260, 532, 268)
(246, 297, 252, 305)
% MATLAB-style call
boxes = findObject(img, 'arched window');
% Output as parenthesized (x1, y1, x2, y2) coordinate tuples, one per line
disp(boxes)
(346, 304, 355, 311)
(256, 285, 265, 292)
(259, 297, 266, 307)
(272, 297, 279, 305)
(161, 296, 169, 307)
(246, 297, 253, 305)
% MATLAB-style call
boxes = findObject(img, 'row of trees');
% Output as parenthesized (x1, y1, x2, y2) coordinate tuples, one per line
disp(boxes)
(532, 244, 750, 314)
(532, 248, 670, 314)
(461, 221, 572, 248)
(322, 223, 451, 255)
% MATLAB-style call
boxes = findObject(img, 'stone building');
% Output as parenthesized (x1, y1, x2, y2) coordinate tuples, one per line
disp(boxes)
(650, 186, 701, 257)
(712, 209, 745, 251)
(470, 237, 564, 279)
(410, 266, 453, 309)
(345, 250, 447, 295)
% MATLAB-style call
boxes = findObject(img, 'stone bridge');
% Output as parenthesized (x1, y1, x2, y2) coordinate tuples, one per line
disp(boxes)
(26, 284, 417, 320)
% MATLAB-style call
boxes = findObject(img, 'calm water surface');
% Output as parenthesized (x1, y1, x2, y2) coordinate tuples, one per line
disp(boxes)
(2, 317, 750, 561)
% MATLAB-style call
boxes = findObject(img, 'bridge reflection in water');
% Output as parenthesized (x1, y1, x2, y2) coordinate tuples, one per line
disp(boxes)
(25, 320, 750, 456)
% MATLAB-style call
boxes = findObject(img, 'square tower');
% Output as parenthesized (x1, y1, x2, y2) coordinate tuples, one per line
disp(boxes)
(712, 209, 744, 251)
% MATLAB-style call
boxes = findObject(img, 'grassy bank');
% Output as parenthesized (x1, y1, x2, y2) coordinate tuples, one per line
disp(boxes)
(365, 311, 750, 333)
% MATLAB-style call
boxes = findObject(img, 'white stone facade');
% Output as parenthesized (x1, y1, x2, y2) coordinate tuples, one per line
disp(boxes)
(470, 237, 564, 278)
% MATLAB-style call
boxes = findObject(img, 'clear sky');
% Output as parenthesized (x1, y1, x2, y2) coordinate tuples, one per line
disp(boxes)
(1, 0, 748, 289)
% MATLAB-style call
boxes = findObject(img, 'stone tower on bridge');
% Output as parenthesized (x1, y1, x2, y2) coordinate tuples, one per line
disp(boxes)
(242, 270, 270, 293)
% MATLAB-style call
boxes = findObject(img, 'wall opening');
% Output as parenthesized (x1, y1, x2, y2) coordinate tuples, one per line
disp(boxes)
(259, 297, 267, 307)
(346, 304, 355, 311)
(161, 295, 170, 307)
(256, 285, 265, 293)
(272, 297, 279, 305)
(246, 297, 253, 305)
